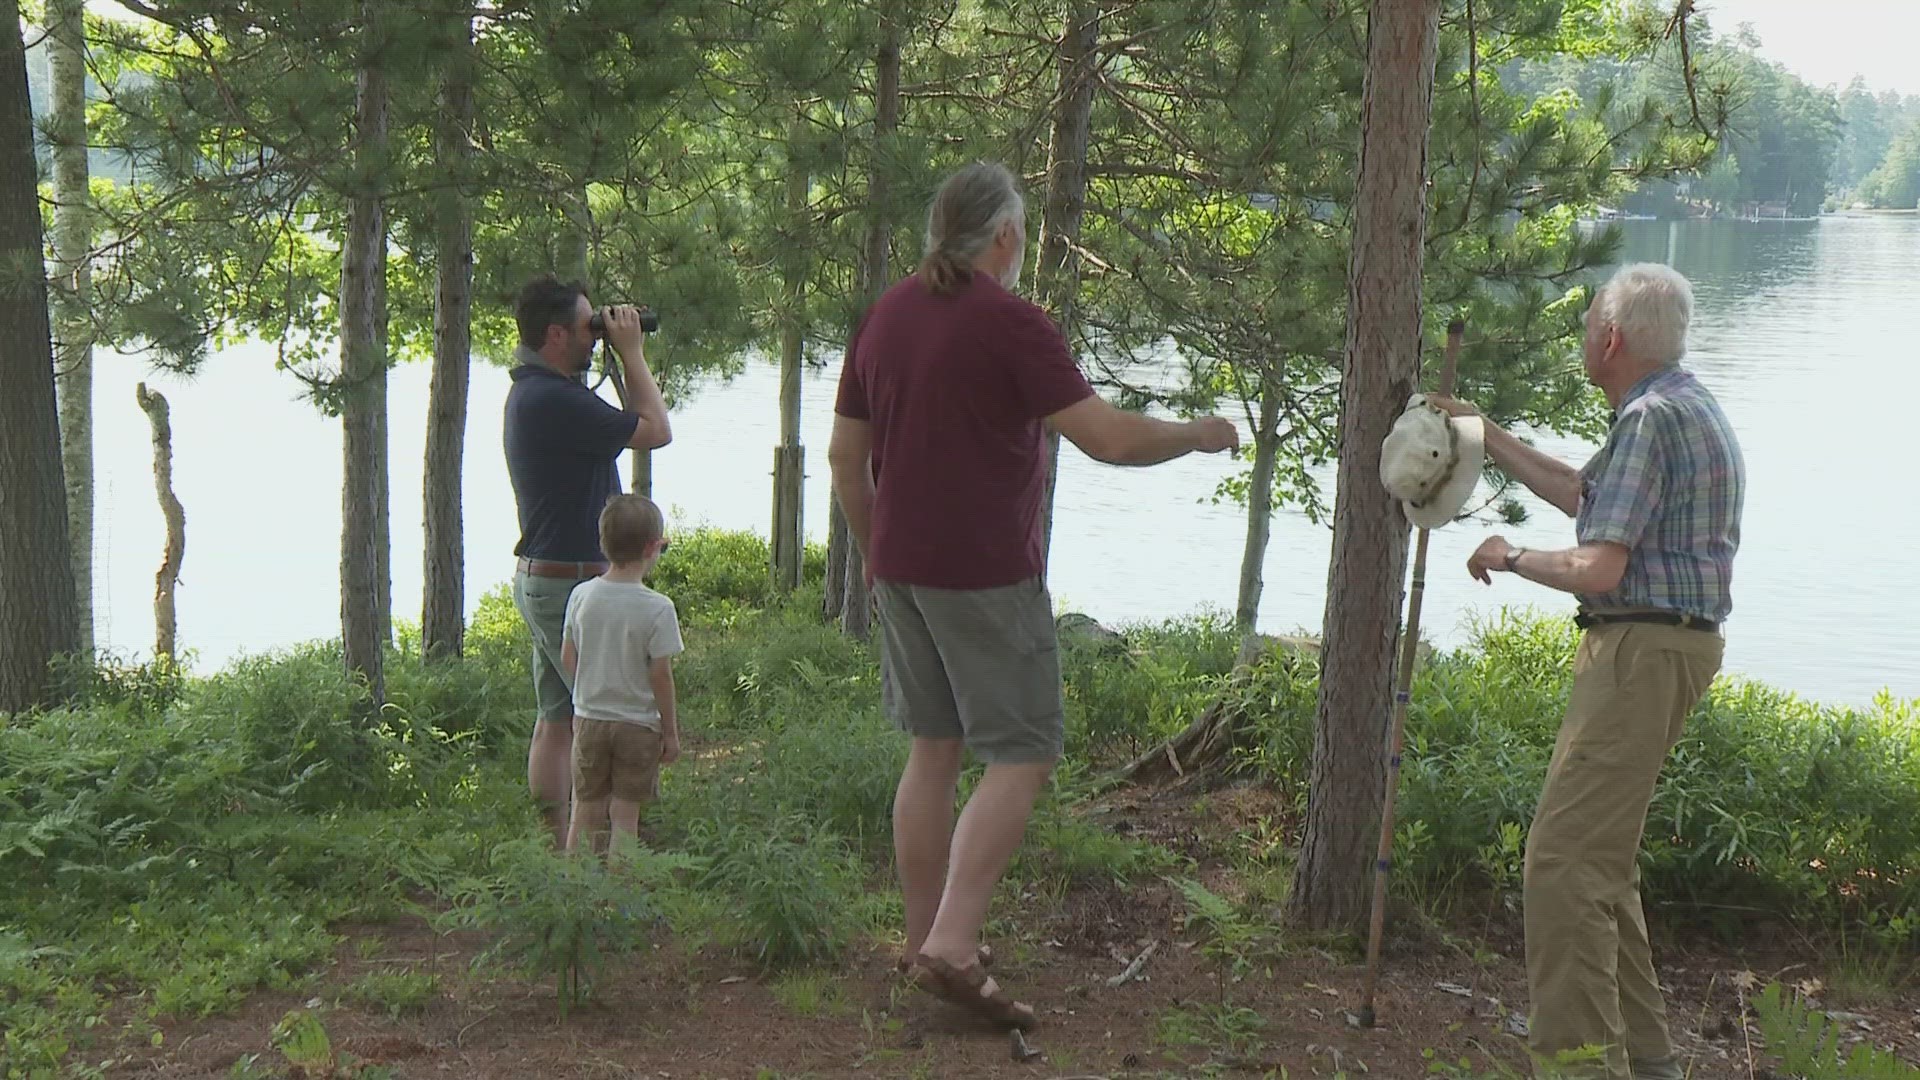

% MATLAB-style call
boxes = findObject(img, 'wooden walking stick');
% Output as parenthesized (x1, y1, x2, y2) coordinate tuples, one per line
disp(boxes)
(1357, 316, 1465, 1028)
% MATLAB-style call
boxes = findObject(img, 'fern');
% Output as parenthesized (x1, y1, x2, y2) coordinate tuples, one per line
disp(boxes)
(1168, 876, 1276, 977)
(1754, 983, 1920, 1079)
(271, 1009, 335, 1071)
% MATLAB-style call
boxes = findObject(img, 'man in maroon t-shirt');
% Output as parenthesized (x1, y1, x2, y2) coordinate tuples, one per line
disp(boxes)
(829, 162, 1237, 1029)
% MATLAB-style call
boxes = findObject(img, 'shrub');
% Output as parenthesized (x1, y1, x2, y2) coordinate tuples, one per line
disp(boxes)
(647, 527, 827, 629)
(45, 650, 189, 723)
(1060, 611, 1240, 759)
(435, 838, 700, 1015)
(1235, 609, 1920, 923)
(688, 819, 871, 967)
(0, 643, 530, 1070)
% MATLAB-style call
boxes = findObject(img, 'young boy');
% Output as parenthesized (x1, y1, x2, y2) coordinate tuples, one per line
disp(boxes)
(559, 494, 684, 858)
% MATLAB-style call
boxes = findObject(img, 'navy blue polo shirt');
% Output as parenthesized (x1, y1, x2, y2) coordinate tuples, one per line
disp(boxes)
(502, 348, 639, 562)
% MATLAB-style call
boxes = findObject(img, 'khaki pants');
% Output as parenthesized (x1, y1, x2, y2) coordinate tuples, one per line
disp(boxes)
(1525, 622, 1723, 1078)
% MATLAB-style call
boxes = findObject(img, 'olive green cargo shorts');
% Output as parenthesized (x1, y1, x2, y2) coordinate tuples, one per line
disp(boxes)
(873, 576, 1064, 764)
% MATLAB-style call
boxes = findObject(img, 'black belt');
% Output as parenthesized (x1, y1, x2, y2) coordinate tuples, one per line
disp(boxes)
(1574, 610, 1718, 633)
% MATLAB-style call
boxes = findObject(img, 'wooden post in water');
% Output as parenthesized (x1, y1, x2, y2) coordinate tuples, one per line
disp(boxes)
(1359, 317, 1463, 1027)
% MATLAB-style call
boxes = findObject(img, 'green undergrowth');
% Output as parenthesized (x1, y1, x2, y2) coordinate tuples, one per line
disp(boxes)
(3, 527, 1914, 1076)
(1219, 609, 1920, 932)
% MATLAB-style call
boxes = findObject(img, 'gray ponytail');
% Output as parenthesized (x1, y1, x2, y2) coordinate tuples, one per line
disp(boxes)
(918, 162, 1025, 297)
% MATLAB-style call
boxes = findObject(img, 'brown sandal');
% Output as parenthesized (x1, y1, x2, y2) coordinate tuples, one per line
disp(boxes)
(897, 943, 991, 974)
(912, 953, 1036, 1031)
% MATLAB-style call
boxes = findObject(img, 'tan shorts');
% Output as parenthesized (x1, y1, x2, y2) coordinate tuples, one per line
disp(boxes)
(873, 576, 1063, 764)
(571, 719, 663, 803)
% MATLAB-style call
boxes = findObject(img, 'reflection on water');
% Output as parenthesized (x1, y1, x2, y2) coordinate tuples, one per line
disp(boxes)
(85, 217, 1918, 705)
(1615, 219, 1825, 304)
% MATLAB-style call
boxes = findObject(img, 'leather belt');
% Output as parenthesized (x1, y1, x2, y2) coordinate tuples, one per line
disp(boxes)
(1574, 609, 1718, 633)
(516, 556, 607, 580)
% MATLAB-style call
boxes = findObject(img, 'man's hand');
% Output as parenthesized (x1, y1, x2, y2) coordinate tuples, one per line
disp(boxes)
(660, 729, 681, 765)
(1426, 395, 1479, 418)
(1468, 535, 1516, 584)
(600, 304, 648, 358)
(1187, 417, 1240, 453)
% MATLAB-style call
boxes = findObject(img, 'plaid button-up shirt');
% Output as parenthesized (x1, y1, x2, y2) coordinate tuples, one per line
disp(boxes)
(1574, 366, 1745, 622)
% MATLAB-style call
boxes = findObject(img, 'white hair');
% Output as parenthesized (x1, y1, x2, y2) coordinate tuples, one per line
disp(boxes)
(1593, 262, 1693, 366)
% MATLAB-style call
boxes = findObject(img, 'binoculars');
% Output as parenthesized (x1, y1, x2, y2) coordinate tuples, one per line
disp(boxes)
(588, 308, 660, 335)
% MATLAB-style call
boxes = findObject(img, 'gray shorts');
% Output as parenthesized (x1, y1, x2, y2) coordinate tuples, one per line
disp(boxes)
(874, 576, 1064, 764)
(511, 570, 585, 725)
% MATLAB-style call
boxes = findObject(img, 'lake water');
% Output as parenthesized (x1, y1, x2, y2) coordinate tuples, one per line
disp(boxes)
(84, 215, 1919, 705)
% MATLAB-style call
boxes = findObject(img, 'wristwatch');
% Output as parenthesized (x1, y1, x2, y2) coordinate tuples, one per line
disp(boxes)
(1503, 547, 1527, 573)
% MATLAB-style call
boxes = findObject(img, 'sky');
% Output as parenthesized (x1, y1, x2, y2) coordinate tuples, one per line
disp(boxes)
(1701, 0, 1920, 96)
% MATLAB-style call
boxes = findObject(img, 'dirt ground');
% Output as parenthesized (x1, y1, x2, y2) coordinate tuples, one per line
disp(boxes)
(95, 785, 1920, 1079)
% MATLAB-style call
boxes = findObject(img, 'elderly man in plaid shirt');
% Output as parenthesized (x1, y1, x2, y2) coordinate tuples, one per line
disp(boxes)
(1432, 262, 1744, 1080)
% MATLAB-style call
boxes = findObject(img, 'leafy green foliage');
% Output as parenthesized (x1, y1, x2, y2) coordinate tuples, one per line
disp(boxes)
(1857, 118, 1920, 210)
(1058, 613, 1240, 759)
(688, 821, 869, 968)
(647, 527, 827, 631)
(4, 531, 1915, 1075)
(1231, 610, 1920, 924)
(44, 650, 187, 722)
(434, 838, 700, 1016)
(339, 969, 439, 1019)
(1153, 999, 1267, 1055)
(1169, 876, 1283, 980)
(1509, 9, 1859, 217)
(1754, 983, 1920, 1078)
(0, 642, 530, 1071)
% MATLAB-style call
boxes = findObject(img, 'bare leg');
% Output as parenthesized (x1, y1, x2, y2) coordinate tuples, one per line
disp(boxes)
(894, 738, 964, 960)
(918, 758, 1054, 966)
(608, 797, 644, 860)
(529, 716, 574, 844)
(567, 795, 610, 856)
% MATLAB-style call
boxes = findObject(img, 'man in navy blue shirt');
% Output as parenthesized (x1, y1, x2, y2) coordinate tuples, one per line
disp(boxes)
(504, 274, 672, 843)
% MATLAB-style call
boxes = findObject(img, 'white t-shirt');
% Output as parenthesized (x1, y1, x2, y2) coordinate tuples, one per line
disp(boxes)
(561, 577, 684, 728)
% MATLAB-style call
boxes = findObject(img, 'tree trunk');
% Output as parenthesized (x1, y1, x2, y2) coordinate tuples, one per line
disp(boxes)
(1235, 389, 1283, 636)
(136, 383, 184, 663)
(630, 447, 652, 498)
(1286, 0, 1442, 932)
(827, 5, 901, 636)
(842, 558, 871, 640)
(422, 4, 473, 661)
(1034, 1, 1098, 573)
(560, 192, 591, 284)
(823, 498, 849, 620)
(340, 0, 391, 706)
(49, 0, 93, 654)
(0, 0, 79, 712)
(771, 117, 808, 592)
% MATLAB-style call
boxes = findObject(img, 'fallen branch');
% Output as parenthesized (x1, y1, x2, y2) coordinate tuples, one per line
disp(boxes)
(1106, 939, 1160, 987)
(1114, 697, 1249, 785)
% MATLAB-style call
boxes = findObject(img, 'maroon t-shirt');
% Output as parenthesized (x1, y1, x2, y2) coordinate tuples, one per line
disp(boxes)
(834, 272, 1094, 589)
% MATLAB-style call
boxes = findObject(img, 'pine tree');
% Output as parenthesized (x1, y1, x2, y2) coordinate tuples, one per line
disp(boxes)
(47, 0, 94, 654)
(0, 0, 79, 713)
